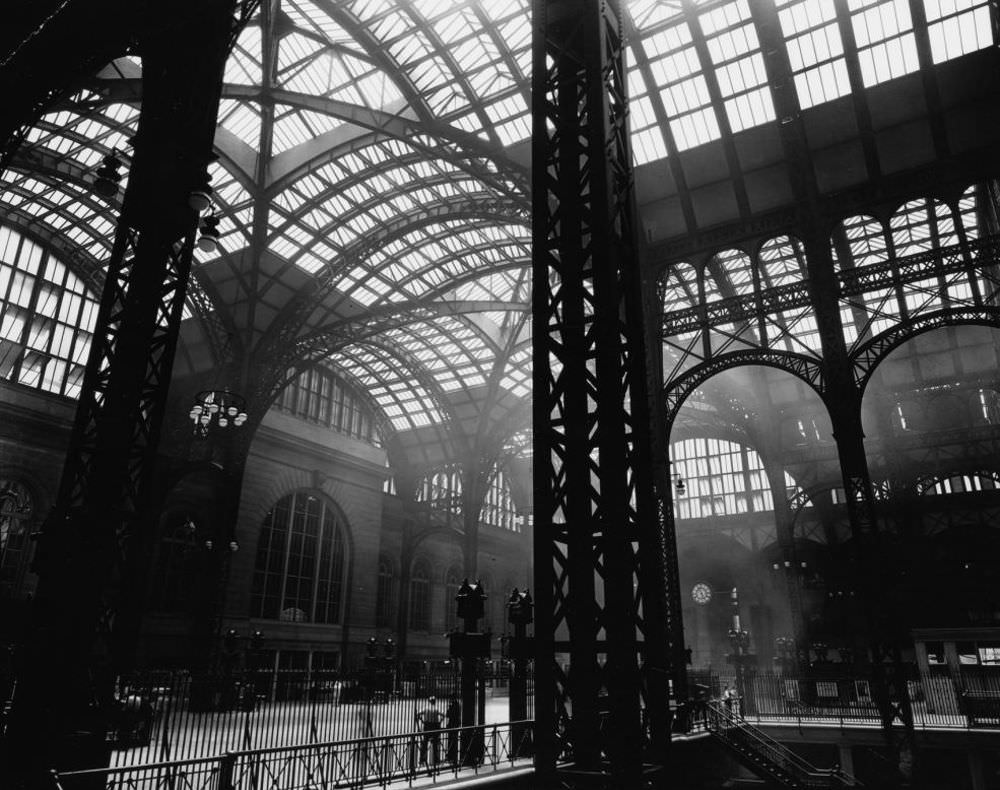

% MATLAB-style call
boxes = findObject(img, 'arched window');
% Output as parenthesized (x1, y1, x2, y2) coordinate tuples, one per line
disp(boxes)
(0, 226, 99, 398)
(276, 365, 382, 446)
(376, 555, 395, 628)
(481, 468, 518, 531)
(250, 491, 348, 624)
(410, 560, 431, 631)
(444, 566, 462, 632)
(0, 479, 34, 599)
(670, 437, 803, 519)
(416, 465, 462, 516)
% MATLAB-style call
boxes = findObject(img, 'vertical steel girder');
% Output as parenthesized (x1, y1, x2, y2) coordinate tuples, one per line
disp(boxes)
(805, 236, 918, 785)
(532, 0, 674, 785)
(2, 2, 239, 784)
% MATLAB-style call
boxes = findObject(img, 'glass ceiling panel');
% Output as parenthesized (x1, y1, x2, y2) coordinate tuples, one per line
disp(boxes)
(285, 0, 359, 43)
(226, 23, 262, 85)
(499, 345, 531, 397)
(0, 170, 117, 262)
(23, 95, 139, 176)
(218, 100, 262, 151)
(385, 315, 494, 393)
(330, 343, 445, 430)
(701, 1, 775, 133)
(924, 0, 993, 64)
(778, 0, 852, 110)
(642, 21, 723, 150)
(333, 220, 529, 308)
(849, 0, 920, 87)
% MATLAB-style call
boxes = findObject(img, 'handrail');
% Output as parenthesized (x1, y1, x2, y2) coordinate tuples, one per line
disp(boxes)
(52, 720, 535, 790)
(706, 702, 858, 788)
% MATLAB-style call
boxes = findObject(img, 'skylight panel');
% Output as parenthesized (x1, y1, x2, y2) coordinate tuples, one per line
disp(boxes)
(217, 101, 261, 149)
(850, 0, 919, 86)
(628, 0, 685, 31)
(226, 24, 262, 85)
(777, 0, 851, 108)
(271, 108, 317, 154)
(701, 6, 775, 133)
(286, 0, 355, 42)
(925, 0, 992, 63)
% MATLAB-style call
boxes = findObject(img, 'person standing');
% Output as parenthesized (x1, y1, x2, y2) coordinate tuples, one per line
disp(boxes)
(416, 696, 443, 765)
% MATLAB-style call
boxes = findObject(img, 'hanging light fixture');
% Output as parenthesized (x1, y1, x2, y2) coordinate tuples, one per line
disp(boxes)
(197, 211, 221, 252)
(188, 171, 214, 213)
(673, 473, 686, 495)
(189, 389, 248, 437)
(93, 152, 124, 197)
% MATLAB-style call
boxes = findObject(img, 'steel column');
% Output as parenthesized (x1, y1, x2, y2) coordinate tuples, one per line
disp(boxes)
(1, 3, 240, 785)
(805, 235, 919, 787)
(532, 0, 674, 785)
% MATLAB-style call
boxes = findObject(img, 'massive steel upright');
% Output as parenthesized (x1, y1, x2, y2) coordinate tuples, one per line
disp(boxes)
(532, 0, 678, 786)
(1, 3, 247, 786)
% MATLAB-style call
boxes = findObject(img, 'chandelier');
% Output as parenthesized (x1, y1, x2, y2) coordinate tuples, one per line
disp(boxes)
(189, 389, 248, 436)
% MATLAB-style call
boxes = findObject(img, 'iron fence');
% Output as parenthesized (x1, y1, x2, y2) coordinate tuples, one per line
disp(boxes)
(52, 720, 535, 790)
(704, 667, 1000, 730)
(104, 669, 533, 767)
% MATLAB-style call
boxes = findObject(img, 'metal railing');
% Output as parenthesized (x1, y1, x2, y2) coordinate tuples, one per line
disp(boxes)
(706, 702, 858, 789)
(52, 720, 534, 790)
(98, 669, 532, 767)
(708, 668, 1000, 731)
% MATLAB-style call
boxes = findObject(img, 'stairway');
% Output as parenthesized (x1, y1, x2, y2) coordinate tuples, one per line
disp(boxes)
(705, 702, 863, 789)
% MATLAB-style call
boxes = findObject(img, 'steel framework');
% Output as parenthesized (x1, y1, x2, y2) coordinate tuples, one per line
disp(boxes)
(532, 0, 676, 786)
(1, 2, 254, 785)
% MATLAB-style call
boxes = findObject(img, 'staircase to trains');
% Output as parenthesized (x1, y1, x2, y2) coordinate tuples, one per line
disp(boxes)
(705, 702, 864, 789)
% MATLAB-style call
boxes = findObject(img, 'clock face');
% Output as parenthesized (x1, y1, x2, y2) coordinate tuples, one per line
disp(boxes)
(692, 582, 712, 605)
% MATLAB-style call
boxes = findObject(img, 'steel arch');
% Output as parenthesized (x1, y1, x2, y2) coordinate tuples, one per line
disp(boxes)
(663, 349, 827, 432)
(852, 307, 1000, 394)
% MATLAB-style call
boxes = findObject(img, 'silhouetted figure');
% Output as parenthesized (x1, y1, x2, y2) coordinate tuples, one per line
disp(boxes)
(416, 696, 443, 765)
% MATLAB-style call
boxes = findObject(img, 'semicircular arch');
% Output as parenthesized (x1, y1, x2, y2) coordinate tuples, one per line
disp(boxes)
(663, 350, 826, 431)
(852, 308, 1000, 395)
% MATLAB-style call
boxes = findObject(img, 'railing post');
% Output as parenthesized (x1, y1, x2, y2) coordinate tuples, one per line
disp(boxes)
(218, 753, 235, 790)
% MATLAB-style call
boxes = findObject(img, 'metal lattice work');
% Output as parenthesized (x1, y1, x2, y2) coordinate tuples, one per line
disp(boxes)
(3, 2, 250, 783)
(532, 0, 673, 784)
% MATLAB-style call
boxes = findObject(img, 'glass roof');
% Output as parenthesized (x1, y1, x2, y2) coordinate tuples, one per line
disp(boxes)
(0, 0, 993, 456)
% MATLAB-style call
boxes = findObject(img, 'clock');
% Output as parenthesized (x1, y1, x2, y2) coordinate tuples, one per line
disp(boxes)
(691, 582, 712, 605)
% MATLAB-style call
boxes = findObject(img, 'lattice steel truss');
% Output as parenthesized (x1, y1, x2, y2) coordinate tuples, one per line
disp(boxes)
(532, 0, 676, 785)
(2, 1, 254, 783)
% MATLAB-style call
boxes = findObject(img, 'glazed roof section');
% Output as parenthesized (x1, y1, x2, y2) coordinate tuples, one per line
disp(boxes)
(0, 0, 994, 443)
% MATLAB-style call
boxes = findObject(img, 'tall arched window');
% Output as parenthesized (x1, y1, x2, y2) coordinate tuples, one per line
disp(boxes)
(0, 226, 99, 398)
(670, 437, 803, 519)
(444, 566, 462, 632)
(481, 469, 518, 531)
(410, 560, 431, 631)
(250, 491, 348, 624)
(376, 555, 395, 628)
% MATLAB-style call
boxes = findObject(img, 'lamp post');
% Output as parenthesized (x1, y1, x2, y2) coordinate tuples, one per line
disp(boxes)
(449, 579, 490, 766)
(182, 518, 240, 712)
(503, 588, 533, 758)
(365, 636, 396, 702)
(727, 587, 755, 714)
(770, 557, 813, 673)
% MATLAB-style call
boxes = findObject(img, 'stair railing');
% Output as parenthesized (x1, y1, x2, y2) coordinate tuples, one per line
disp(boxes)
(705, 701, 861, 788)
